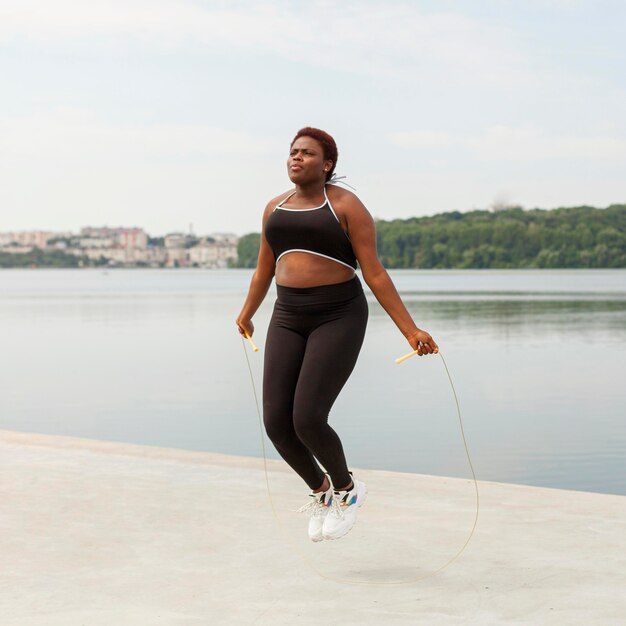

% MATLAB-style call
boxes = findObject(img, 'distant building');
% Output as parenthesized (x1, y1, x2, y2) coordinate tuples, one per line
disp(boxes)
(164, 233, 187, 249)
(142, 247, 167, 266)
(208, 232, 238, 245)
(76, 237, 115, 249)
(80, 226, 148, 249)
(80, 226, 118, 239)
(71, 247, 128, 264)
(70, 246, 166, 267)
(165, 247, 188, 268)
(0, 230, 70, 249)
(118, 228, 148, 250)
(0, 226, 237, 268)
(188, 239, 237, 268)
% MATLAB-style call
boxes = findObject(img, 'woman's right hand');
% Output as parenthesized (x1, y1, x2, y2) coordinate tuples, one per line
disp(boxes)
(406, 328, 439, 356)
(236, 317, 254, 338)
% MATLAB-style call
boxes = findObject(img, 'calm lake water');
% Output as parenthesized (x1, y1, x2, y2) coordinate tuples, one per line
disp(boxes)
(1, 268, 625, 496)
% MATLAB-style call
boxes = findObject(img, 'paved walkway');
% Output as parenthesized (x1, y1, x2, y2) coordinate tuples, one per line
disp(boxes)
(1, 429, 625, 625)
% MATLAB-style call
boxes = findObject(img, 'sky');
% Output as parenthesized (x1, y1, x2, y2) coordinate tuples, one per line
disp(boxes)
(1, 0, 625, 237)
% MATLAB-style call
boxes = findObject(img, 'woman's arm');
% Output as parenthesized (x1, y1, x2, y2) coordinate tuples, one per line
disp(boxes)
(344, 195, 438, 356)
(235, 201, 277, 338)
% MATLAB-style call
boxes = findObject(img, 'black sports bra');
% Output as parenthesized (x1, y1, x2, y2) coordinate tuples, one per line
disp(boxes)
(264, 186, 358, 270)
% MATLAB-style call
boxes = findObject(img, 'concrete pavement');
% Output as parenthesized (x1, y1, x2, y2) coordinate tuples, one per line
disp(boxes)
(1, 429, 625, 625)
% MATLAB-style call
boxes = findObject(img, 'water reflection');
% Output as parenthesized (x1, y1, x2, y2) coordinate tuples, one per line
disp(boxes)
(0, 269, 624, 496)
(378, 298, 626, 338)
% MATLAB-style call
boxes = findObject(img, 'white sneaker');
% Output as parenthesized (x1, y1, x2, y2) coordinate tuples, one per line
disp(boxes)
(295, 481, 333, 542)
(322, 473, 367, 541)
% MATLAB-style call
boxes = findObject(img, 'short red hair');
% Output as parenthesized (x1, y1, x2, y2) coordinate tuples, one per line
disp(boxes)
(290, 127, 338, 181)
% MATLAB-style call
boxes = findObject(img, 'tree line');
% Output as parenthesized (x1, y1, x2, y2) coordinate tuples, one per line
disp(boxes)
(235, 204, 625, 269)
(0, 249, 89, 268)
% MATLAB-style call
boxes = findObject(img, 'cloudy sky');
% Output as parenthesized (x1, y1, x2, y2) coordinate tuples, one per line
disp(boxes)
(1, 0, 625, 236)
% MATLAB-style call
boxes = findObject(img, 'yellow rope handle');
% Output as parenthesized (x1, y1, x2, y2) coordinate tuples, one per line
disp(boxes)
(244, 331, 259, 352)
(396, 345, 440, 363)
(395, 349, 419, 364)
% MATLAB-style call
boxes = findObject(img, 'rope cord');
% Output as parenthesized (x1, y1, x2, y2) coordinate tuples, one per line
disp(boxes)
(241, 337, 480, 586)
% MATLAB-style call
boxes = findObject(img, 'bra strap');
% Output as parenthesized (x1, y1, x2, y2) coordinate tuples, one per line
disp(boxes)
(275, 190, 297, 209)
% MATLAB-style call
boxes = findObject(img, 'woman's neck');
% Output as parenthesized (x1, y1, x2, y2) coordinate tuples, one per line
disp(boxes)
(293, 180, 326, 201)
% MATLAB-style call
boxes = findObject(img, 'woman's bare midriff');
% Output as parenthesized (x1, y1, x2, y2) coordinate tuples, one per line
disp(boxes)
(275, 252, 355, 287)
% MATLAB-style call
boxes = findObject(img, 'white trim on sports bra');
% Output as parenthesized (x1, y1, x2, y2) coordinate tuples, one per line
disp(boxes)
(274, 187, 331, 213)
(275, 249, 357, 271)
(275, 205, 326, 212)
(323, 187, 342, 225)
(276, 186, 343, 222)
(273, 186, 353, 243)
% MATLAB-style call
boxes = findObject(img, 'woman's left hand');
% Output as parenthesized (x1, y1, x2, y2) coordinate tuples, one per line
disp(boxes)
(406, 329, 439, 356)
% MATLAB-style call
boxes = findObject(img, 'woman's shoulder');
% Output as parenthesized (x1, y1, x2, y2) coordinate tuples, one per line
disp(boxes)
(266, 189, 296, 209)
(325, 183, 365, 212)
(261, 189, 296, 222)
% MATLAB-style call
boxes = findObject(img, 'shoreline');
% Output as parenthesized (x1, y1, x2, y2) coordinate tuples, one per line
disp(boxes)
(0, 427, 621, 498)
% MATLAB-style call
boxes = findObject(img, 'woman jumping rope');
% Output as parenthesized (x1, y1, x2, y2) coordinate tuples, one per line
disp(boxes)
(236, 127, 439, 542)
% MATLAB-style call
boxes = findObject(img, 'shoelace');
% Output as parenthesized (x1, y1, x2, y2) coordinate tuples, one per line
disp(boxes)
(293, 492, 330, 516)
(328, 490, 349, 520)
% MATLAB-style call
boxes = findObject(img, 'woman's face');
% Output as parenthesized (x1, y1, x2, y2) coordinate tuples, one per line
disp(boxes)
(287, 136, 332, 184)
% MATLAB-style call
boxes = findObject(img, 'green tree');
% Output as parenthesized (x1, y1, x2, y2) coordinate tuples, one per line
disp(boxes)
(236, 233, 261, 268)
(233, 204, 626, 270)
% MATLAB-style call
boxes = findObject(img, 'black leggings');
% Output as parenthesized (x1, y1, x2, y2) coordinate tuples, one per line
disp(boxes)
(263, 276, 368, 491)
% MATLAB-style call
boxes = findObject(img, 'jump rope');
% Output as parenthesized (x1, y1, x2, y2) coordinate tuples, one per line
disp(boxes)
(240, 329, 479, 586)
